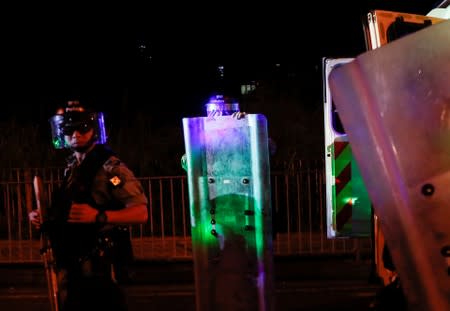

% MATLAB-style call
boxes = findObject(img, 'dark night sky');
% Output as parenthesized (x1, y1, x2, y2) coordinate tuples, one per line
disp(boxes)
(2, 0, 441, 123)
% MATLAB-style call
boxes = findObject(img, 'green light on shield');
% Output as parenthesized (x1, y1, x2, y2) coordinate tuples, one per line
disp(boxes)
(191, 193, 259, 253)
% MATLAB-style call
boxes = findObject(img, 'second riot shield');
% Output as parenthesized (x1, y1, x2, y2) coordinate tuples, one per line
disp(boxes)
(182, 113, 274, 311)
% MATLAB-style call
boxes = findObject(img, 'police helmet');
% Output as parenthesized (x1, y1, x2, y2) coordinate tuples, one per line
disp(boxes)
(48, 100, 107, 149)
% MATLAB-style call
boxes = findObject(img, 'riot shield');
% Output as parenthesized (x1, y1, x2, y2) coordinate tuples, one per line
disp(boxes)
(182, 113, 274, 311)
(329, 20, 450, 311)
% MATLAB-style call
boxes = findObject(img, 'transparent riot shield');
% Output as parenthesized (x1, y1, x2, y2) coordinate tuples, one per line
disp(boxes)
(329, 20, 450, 311)
(182, 113, 274, 311)
(360, 9, 446, 287)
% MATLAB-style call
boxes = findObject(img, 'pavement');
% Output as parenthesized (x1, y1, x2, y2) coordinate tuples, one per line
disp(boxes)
(0, 255, 384, 311)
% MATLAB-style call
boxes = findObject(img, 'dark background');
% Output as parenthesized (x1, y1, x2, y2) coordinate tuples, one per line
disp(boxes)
(2, 1, 440, 118)
(0, 1, 443, 172)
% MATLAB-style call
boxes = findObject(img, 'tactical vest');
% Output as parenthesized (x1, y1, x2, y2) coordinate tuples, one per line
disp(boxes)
(49, 144, 126, 268)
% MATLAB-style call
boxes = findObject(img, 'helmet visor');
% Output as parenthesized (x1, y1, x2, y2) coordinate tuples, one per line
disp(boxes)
(49, 111, 107, 149)
(62, 122, 94, 136)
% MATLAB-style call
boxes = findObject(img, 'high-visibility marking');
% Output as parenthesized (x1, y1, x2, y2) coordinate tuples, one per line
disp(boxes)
(334, 141, 352, 232)
(337, 201, 352, 231)
(336, 163, 351, 194)
(334, 140, 347, 158)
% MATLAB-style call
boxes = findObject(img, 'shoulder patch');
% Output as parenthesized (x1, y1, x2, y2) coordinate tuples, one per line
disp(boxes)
(109, 175, 122, 187)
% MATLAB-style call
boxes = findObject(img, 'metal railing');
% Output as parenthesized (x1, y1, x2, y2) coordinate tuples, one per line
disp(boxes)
(0, 167, 372, 263)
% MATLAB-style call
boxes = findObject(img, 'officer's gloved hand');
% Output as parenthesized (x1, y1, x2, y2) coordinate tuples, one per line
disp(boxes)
(29, 210, 42, 230)
(181, 154, 187, 172)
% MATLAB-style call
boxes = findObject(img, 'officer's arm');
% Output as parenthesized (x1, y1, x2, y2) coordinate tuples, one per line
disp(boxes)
(102, 203, 148, 225)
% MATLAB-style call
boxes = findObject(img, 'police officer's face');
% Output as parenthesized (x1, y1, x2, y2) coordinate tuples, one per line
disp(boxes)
(64, 128, 94, 149)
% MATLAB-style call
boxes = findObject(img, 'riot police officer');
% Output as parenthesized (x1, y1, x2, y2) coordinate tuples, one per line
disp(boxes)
(29, 100, 148, 311)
